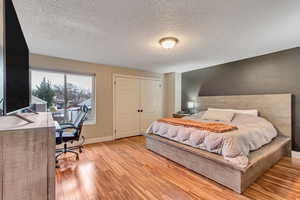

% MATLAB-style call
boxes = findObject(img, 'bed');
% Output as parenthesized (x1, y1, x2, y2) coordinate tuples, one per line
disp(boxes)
(145, 94, 291, 193)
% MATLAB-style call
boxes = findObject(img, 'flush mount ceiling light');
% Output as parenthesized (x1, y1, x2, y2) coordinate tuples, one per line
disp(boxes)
(159, 37, 179, 49)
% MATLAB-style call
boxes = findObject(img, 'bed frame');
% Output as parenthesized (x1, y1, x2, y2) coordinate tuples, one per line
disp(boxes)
(145, 94, 292, 193)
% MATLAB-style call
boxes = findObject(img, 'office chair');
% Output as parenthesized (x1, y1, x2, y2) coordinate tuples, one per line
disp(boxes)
(56, 105, 89, 163)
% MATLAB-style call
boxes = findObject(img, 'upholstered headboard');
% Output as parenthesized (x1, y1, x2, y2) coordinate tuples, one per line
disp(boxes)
(197, 94, 292, 138)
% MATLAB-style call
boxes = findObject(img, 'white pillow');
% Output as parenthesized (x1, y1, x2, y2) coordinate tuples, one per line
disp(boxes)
(208, 108, 258, 116)
(201, 110, 235, 122)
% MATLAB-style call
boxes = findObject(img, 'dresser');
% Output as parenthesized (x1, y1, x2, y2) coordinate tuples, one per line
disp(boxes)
(0, 112, 55, 200)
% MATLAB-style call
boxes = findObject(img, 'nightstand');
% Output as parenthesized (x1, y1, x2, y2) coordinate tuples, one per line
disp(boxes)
(172, 113, 191, 118)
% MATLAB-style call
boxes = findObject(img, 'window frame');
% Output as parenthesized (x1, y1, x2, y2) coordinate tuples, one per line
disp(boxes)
(30, 68, 96, 125)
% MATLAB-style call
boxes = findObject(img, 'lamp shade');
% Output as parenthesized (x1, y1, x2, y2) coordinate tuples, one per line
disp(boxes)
(187, 101, 195, 109)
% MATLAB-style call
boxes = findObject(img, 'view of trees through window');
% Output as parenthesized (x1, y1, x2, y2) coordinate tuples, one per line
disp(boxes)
(31, 70, 95, 123)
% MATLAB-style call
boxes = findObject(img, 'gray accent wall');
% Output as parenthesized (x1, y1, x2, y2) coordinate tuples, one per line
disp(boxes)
(182, 47, 300, 151)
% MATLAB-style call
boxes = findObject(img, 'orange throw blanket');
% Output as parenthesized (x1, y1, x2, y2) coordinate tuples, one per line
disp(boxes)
(158, 118, 237, 133)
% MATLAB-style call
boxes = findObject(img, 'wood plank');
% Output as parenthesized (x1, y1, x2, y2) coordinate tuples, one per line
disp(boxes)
(56, 136, 300, 200)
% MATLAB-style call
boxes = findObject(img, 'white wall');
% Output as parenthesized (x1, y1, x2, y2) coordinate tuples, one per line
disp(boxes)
(164, 72, 182, 117)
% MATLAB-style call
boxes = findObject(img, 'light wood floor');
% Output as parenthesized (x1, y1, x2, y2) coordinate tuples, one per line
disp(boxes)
(56, 136, 300, 200)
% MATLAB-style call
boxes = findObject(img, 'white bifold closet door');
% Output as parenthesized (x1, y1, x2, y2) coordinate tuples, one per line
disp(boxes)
(115, 77, 141, 139)
(115, 76, 162, 139)
(139, 79, 162, 133)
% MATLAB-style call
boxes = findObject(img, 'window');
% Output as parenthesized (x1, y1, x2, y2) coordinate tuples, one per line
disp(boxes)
(31, 69, 96, 124)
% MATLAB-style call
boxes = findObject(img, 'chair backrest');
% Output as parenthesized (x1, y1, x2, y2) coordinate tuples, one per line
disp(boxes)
(73, 105, 89, 139)
(72, 105, 87, 125)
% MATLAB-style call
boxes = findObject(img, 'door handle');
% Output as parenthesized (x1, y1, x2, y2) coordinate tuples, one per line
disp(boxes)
(137, 109, 140, 112)
(141, 109, 143, 112)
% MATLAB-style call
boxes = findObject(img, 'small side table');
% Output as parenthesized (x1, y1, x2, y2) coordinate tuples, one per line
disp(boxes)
(172, 113, 191, 118)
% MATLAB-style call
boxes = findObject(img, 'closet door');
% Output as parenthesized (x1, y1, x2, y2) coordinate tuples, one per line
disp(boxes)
(115, 77, 140, 139)
(140, 79, 163, 133)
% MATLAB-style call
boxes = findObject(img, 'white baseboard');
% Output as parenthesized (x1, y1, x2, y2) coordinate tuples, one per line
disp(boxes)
(56, 136, 114, 149)
(85, 136, 114, 145)
(292, 151, 300, 159)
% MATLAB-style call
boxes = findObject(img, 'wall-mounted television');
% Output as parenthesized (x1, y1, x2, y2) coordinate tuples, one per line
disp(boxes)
(0, 0, 30, 115)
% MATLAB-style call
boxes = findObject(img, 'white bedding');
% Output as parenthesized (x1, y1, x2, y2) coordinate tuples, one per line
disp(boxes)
(146, 113, 277, 168)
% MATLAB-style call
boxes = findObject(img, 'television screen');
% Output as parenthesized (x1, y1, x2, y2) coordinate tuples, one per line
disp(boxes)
(0, 0, 5, 115)
(0, 0, 29, 115)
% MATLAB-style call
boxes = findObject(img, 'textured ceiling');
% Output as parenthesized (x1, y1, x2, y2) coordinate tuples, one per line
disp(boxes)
(12, 0, 300, 73)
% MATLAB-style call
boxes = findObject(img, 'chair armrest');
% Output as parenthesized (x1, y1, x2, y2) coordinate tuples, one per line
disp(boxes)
(60, 123, 76, 129)
(57, 130, 63, 137)
(60, 122, 74, 126)
(60, 126, 76, 130)
(55, 130, 64, 145)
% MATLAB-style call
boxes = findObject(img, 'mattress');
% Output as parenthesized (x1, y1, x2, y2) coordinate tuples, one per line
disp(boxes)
(146, 112, 277, 168)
